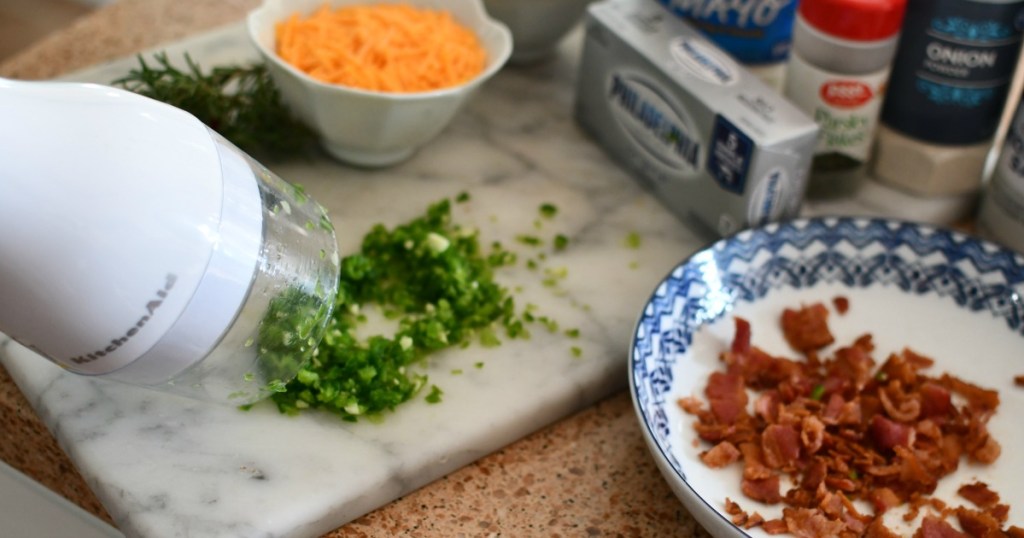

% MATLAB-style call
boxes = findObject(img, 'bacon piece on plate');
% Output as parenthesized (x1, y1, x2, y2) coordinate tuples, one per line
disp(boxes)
(822, 393, 862, 425)
(781, 303, 834, 353)
(755, 390, 781, 424)
(842, 513, 868, 535)
(742, 474, 782, 505)
(941, 374, 1000, 413)
(693, 422, 736, 444)
(676, 396, 704, 415)
(895, 445, 938, 492)
(915, 418, 942, 442)
(705, 371, 748, 424)
(799, 457, 827, 492)
(725, 497, 751, 526)
(701, 441, 741, 468)
(800, 415, 825, 454)
(744, 512, 765, 529)
(739, 442, 773, 481)
(818, 490, 844, 519)
(990, 504, 1009, 524)
(920, 382, 952, 419)
(839, 494, 871, 532)
(824, 475, 857, 493)
(867, 487, 901, 515)
(763, 518, 789, 534)
(878, 352, 919, 386)
(914, 515, 968, 538)
(865, 517, 901, 538)
(724, 497, 743, 515)
(762, 424, 801, 469)
(1006, 526, 1024, 538)
(939, 434, 964, 470)
(821, 392, 844, 424)
(870, 415, 912, 451)
(841, 397, 864, 425)
(902, 348, 935, 369)
(761, 354, 806, 389)
(957, 482, 999, 509)
(969, 435, 1001, 465)
(732, 317, 752, 355)
(831, 342, 876, 391)
(879, 384, 921, 422)
(955, 507, 1003, 538)
(783, 507, 844, 538)
(832, 295, 850, 314)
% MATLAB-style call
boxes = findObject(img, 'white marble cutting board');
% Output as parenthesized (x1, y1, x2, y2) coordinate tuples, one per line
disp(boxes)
(0, 23, 714, 538)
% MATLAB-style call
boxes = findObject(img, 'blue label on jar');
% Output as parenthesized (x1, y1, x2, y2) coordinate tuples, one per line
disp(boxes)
(880, 0, 1024, 144)
(656, 0, 797, 65)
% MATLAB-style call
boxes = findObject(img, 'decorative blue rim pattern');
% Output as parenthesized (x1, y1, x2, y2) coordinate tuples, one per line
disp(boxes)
(629, 217, 1024, 531)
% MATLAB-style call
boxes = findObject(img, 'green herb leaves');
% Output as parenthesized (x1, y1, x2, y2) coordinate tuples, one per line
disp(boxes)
(113, 53, 315, 158)
(271, 196, 569, 421)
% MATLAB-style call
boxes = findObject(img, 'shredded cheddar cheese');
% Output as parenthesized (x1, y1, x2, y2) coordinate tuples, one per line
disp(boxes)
(275, 3, 487, 93)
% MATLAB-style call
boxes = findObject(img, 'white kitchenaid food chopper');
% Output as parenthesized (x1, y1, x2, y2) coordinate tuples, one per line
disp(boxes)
(0, 77, 340, 404)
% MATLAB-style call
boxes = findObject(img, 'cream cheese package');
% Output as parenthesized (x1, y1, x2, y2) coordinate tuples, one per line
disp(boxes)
(575, 0, 818, 237)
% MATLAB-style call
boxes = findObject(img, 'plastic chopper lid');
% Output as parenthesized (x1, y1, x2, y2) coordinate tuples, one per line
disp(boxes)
(799, 0, 908, 41)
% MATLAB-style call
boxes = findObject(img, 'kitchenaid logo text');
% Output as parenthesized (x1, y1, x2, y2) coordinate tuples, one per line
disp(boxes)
(69, 274, 177, 365)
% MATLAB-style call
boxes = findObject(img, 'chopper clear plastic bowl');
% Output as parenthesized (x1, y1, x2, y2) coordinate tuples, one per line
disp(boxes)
(106, 134, 341, 405)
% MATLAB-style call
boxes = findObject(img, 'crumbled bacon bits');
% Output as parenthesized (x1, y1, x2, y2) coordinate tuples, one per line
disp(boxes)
(725, 497, 767, 529)
(833, 295, 850, 315)
(679, 301, 1012, 537)
(915, 515, 967, 538)
(700, 441, 741, 468)
(958, 482, 999, 510)
(780, 303, 834, 353)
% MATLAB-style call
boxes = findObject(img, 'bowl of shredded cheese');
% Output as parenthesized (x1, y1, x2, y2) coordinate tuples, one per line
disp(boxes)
(248, 0, 512, 167)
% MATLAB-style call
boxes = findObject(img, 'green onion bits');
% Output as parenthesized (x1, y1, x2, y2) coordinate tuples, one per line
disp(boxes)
(271, 196, 535, 421)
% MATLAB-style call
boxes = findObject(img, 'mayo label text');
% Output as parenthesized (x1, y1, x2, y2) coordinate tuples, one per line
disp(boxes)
(658, 0, 797, 64)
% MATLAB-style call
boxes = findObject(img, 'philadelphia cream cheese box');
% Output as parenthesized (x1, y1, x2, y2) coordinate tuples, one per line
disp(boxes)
(574, 0, 818, 237)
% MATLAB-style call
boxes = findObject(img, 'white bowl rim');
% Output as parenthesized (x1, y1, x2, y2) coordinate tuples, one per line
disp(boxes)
(246, 0, 513, 100)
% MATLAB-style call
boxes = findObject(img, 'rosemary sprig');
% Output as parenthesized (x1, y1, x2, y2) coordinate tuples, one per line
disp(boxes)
(113, 52, 316, 159)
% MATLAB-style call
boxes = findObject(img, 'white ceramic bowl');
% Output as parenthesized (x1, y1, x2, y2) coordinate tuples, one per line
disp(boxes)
(630, 218, 1024, 536)
(482, 0, 592, 64)
(247, 0, 512, 167)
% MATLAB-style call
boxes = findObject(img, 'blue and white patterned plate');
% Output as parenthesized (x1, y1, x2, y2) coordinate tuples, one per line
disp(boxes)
(629, 218, 1024, 537)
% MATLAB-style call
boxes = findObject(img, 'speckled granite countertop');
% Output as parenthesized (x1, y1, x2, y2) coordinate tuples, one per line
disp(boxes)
(0, 1, 709, 536)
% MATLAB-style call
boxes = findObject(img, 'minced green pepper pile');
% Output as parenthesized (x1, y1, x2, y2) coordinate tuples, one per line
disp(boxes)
(269, 194, 577, 421)
(111, 58, 581, 421)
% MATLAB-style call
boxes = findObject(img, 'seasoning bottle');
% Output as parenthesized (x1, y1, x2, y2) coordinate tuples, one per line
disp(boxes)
(782, 0, 907, 199)
(871, 0, 1024, 211)
(657, 0, 799, 91)
(978, 92, 1024, 253)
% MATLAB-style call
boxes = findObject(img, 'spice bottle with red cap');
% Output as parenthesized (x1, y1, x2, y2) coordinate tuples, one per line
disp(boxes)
(783, 0, 908, 199)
